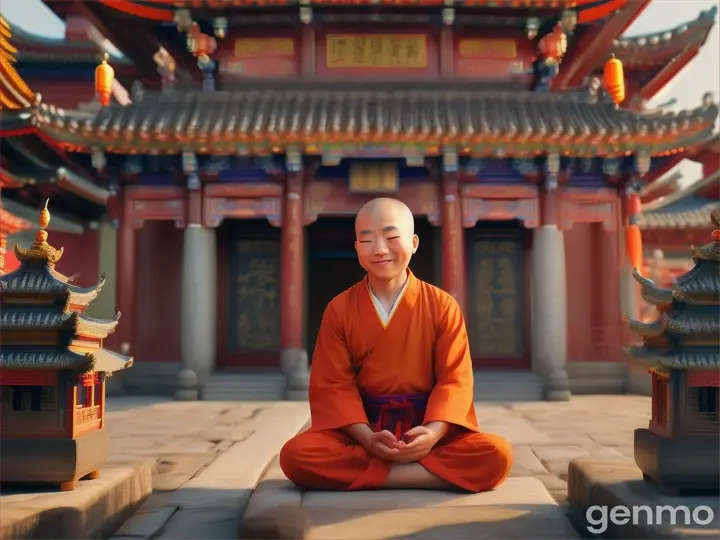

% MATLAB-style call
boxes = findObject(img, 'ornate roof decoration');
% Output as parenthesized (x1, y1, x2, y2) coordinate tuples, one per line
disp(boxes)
(0, 200, 131, 374)
(607, 6, 717, 69)
(0, 16, 37, 110)
(7, 85, 718, 158)
(624, 209, 720, 375)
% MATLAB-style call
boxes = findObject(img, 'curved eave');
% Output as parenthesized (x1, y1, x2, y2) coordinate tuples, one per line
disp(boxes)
(88, 348, 133, 374)
(21, 89, 720, 158)
(66, 275, 107, 308)
(73, 311, 121, 339)
(0, 166, 33, 188)
(624, 315, 665, 337)
(631, 268, 674, 305)
(604, 6, 717, 69)
(624, 346, 720, 373)
(0, 55, 35, 110)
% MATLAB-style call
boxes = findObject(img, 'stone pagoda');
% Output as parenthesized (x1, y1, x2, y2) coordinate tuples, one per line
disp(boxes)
(0, 200, 133, 491)
(624, 209, 720, 495)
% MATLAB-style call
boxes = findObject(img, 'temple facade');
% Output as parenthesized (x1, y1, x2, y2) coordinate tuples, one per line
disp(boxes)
(1, 1, 718, 399)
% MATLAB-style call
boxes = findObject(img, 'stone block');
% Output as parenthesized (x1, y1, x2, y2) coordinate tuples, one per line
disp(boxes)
(567, 458, 720, 539)
(1, 459, 152, 540)
(634, 428, 720, 494)
(240, 474, 580, 539)
(530, 446, 590, 480)
(479, 417, 552, 445)
(114, 506, 178, 538)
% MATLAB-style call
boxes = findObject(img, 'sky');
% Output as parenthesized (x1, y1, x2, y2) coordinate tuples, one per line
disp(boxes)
(2, 0, 719, 186)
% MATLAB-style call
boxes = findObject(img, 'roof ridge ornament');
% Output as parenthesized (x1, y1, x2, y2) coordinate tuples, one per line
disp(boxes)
(13, 199, 64, 266)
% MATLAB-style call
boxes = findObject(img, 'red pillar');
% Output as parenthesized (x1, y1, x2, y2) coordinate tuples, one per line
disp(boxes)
(280, 166, 305, 350)
(116, 189, 136, 354)
(440, 167, 466, 314)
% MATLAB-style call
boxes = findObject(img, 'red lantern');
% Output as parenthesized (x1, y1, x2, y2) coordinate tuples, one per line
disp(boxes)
(603, 54, 625, 105)
(625, 223, 643, 271)
(95, 53, 115, 107)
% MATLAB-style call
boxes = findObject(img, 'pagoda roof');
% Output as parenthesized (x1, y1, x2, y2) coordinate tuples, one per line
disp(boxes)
(7, 84, 718, 158)
(0, 261, 106, 309)
(626, 307, 719, 338)
(602, 6, 717, 70)
(0, 346, 133, 373)
(0, 309, 121, 338)
(623, 347, 719, 374)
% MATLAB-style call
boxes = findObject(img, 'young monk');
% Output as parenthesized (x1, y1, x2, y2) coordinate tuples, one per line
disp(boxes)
(279, 197, 513, 492)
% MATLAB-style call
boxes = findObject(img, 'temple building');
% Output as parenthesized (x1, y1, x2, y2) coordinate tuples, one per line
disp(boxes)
(1, 0, 719, 400)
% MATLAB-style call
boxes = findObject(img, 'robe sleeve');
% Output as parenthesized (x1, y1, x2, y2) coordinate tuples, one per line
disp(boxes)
(423, 293, 479, 432)
(308, 301, 370, 431)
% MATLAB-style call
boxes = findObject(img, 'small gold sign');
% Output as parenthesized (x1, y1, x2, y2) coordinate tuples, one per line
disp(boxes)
(327, 34, 427, 69)
(459, 39, 517, 59)
(349, 162, 399, 193)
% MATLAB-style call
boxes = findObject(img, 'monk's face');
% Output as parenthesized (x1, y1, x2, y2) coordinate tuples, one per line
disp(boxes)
(354, 202, 419, 281)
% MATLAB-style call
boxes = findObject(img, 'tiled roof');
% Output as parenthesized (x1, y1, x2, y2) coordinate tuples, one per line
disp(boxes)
(8, 84, 719, 157)
(638, 197, 720, 229)
(607, 6, 717, 68)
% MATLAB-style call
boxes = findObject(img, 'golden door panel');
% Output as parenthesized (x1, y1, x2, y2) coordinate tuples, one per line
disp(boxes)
(230, 238, 281, 352)
(469, 236, 526, 362)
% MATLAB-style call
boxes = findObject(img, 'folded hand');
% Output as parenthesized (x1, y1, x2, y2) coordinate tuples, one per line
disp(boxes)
(392, 425, 440, 463)
(366, 429, 402, 460)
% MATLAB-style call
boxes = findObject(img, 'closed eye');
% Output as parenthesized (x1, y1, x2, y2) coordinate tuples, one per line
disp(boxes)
(387, 236, 399, 240)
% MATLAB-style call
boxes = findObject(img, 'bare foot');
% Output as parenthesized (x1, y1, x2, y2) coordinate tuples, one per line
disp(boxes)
(383, 463, 458, 490)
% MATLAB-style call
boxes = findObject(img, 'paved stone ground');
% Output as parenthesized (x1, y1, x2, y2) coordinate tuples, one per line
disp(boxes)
(104, 395, 650, 539)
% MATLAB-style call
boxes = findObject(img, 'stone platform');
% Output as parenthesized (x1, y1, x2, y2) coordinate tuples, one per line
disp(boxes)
(240, 460, 581, 539)
(567, 458, 720, 539)
(0, 459, 152, 540)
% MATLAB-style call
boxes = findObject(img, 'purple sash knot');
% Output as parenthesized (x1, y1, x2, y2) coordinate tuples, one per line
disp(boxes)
(361, 392, 429, 438)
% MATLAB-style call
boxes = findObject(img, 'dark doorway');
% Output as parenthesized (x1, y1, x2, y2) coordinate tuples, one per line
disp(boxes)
(306, 216, 438, 357)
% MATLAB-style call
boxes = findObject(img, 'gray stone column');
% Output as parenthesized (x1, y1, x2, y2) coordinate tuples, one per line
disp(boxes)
(531, 225, 571, 401)
(177, 224, 217, 400)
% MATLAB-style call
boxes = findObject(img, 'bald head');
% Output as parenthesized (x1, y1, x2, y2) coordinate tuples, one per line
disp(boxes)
(355, 198, 415, 237)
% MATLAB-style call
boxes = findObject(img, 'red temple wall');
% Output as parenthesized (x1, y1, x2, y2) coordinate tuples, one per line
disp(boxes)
(564, 222, 622, 362)
(133, 221, 182, 363)
(216, 27, 530, 82)
(52, 228, 100, 285)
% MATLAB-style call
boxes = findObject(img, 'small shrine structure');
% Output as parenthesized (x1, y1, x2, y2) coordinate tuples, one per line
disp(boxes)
(0, 201, 133, 491)
(624, 209, 720, 495)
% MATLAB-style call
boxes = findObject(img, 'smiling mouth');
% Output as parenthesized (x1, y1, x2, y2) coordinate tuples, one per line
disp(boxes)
(373, 260, 393, 265)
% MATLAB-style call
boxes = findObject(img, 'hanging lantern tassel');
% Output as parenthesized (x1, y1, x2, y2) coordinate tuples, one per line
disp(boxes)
(95, 53, 115, 107)
(625, 193, 643, 271)
(603, 54, 625, 105)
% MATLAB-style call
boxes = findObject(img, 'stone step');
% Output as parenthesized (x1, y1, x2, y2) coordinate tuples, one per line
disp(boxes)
(204, 371, 545, 402)
(203, 373, 285, 401)
(240, 460, 580, 539)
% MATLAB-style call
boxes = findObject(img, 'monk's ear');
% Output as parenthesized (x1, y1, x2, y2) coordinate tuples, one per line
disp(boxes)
(412, 234, 419, 253)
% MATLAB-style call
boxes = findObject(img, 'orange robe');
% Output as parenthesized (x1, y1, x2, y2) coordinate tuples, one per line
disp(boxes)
(280, 270, 512, 492)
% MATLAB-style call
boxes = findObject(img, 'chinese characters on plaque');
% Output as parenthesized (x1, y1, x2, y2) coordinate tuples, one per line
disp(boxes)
(471, 239, 524, 358)
(349, 162, 399, 193)
(221, 37, 297, 78)
(232, 239, 280, 351)
(326, 34, 427, 69)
